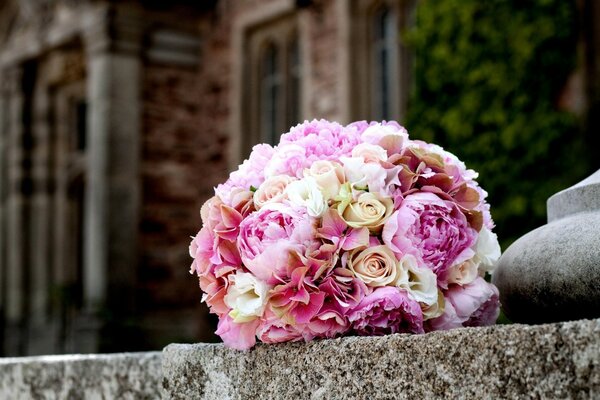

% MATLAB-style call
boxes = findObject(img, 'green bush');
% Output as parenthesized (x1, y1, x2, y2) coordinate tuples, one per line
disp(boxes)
(405, 0, 593, 248)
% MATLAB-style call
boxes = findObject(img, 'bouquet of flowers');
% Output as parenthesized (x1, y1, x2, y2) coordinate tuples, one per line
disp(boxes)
(190, 120, 501, 350)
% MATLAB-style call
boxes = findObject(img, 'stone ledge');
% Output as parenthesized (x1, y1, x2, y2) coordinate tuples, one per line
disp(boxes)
(0, 351, 162, 399)
(163, 319, 599, 399)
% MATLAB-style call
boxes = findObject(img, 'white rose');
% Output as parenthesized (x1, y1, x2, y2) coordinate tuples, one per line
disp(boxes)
(348, 245, 401, 287)
(447, 258, 479, 286)
(224, 272, 269, 323)
(303, 160, 345, 200)
(351, 143, 388, 164)
(253, 175, 296, 209)
(285, 177, 328, 217)
(394, 254, 439, 306)
(474, 226, 501, 272)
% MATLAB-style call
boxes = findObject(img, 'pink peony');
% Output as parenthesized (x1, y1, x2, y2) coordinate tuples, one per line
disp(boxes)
(236, 204, 315, 282)
(276, 120, 362, 168)
(348, 286, 424, 336)
(383, 192, 476, 285)
(427, 277, 500, 331)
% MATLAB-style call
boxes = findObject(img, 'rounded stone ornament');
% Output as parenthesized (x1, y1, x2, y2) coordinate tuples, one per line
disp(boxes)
(492, 170, 600, 323)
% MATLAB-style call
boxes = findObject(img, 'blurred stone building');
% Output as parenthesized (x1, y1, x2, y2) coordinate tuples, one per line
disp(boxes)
(0, 0, 419, 355)
(0, 0, 597, 356)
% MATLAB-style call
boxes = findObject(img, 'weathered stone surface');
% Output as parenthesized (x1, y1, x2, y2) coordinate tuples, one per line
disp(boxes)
(162, 318, 599, 399)
(493, 169, 600, 323)
(0, 352, 162, 399)
(548, 169, 600, 222)
(493, 211, 600, 323)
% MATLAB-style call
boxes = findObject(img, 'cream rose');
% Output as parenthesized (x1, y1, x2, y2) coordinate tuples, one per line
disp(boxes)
(224, 272, 269, 323)
(341, 192, 393, 233)
(253, 175, 296, 209)
(447, 258, 479, 286)
(303, 160, 345, 200)
(394, 254, 439, 306)
(347, 245, 400, 287)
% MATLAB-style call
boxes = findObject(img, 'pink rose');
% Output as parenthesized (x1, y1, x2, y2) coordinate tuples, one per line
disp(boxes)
(348, 286, 424, 335)
(427, 277, 500, 331)
(383, 192, 476, 285)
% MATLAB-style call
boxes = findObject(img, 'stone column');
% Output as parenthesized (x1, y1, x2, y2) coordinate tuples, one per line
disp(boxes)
(3, 66, 26, 356)
(27, 62, 53, 354)
(0, 70, 7, 355)
(81, 4, 142, 351)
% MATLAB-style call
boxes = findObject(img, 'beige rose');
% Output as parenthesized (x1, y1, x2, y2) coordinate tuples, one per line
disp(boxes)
(447, 258, 479, 286)
(253, 175, 296, 209)
(303, 160, 345, 200)
(348, 245, 400, 287)
(342, 192, 393, 233)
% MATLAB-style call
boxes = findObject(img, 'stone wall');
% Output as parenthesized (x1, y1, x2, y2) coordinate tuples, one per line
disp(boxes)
(163, 319, 600, 399)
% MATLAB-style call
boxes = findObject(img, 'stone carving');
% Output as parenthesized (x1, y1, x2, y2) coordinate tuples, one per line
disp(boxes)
(493, 170, 600, 323)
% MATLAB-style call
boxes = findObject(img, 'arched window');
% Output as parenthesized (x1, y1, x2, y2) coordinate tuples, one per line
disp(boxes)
(372, 6, 398, 120)
(244, 16, 302, 157)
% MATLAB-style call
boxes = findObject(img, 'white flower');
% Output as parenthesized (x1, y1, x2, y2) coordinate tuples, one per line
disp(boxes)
(447, 258, 479, 286)
(340, 156, 387, 193)
(285, 177, 328, 217)
(394, 254, 439, 306)
(421, 290, 445, 320)
(474, 227, 501, 272)
(224, 272, 269, 323)
(303, 160, 345, 200)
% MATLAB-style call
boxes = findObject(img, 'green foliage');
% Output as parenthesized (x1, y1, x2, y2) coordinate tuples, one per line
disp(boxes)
(405, 0, 593, 248)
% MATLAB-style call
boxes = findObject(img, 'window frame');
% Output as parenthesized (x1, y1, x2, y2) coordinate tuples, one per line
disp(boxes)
(242, 14, 303, 158)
